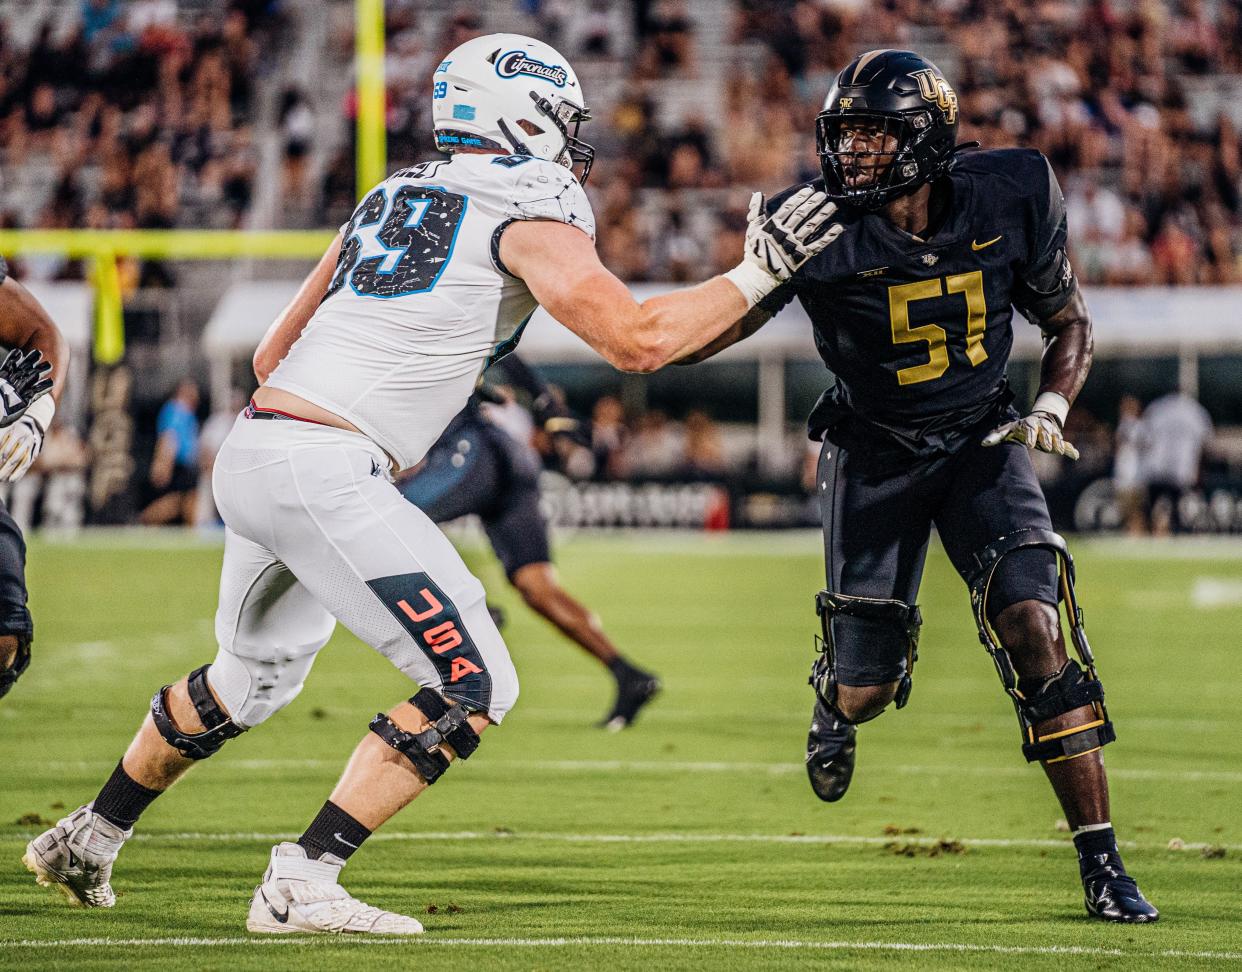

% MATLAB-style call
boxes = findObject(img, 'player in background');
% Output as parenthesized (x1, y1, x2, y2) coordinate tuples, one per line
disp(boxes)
(0, 257, 70, 702)
(679, 50, 1157, 923)
(26, 33, 838, 932)
(390, 353, 661, 730)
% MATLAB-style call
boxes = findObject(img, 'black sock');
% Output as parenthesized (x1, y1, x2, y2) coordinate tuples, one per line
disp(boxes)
(92, 761, 162, 830)
(607, 656, 646, 684)
(1073, 825, 1118, 863)
(298, 801, 372, 861)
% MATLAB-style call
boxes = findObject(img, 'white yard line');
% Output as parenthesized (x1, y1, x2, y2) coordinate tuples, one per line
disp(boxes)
(10, 829, 1231, 853)
(29, 757, 1242, 784)
(0, 936, 1238, 960)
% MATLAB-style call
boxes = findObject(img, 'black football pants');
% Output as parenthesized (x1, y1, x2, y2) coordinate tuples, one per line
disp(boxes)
(816, 432, 1058, 687)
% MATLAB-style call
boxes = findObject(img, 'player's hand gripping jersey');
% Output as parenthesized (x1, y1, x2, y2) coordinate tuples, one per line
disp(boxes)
(762, 148, 1075, 463)
(266, 153, 595, 470)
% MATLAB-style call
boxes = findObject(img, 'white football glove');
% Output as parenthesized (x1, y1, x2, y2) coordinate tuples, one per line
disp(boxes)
(724, 187, 844, 307)
(982, 393, 1079, 461)
(0, 414, 45, 482)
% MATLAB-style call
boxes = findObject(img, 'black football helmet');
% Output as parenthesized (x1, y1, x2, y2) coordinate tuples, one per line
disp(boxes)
(816, 50, 962, 210)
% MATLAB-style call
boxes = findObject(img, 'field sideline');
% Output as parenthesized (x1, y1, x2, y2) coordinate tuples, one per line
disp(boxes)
(0, 531, 1238, 970)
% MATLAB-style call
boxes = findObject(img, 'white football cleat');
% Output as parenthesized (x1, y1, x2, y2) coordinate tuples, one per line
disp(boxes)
(23, 805, 130, 908)
(246, 842, 424, 935)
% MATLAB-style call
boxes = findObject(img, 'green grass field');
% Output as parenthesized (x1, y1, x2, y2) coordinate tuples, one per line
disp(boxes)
(0, 530, 1239, 970)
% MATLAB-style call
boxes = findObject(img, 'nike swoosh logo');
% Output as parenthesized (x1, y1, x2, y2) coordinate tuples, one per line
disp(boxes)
(333, 832, 359, 849)
(67, 849, 80, 869)
(972, 235, 1002, 251)
(261, 887, 289, 923)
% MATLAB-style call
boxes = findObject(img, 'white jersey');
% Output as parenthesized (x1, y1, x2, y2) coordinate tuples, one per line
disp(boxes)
(267, 153, 595, 469)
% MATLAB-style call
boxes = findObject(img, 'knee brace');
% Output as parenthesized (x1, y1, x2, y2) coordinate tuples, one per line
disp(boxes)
(966, 528, 1115, 764)
(812, 590, 922, 715)
(0, 635, 30, 700)
(369, 686, 481, 785)
(151, 664, 245, 760)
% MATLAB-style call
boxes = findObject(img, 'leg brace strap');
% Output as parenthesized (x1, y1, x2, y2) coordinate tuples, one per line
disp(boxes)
(966, 529, 1115, 763)
(150, 664, 244, 760)
(369, 687, 480, 785)
(814, 591, 922, 710)
(1018, 660, 1117, 762)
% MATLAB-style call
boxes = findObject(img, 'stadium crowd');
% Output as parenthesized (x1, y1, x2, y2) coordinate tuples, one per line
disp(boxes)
(327, 0, 1242, 286)
(0, 0, 280, 282)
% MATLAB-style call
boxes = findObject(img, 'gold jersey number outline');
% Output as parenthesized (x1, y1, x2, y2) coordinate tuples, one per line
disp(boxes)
(887, 270, 988, 385)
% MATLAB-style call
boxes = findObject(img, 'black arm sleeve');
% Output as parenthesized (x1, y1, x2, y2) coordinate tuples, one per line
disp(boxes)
(1011, 156, 1077, 323)
(488, 354, 550, 401)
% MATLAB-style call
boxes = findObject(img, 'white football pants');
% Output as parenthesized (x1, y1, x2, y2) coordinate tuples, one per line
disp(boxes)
(205, 414, 518, 727)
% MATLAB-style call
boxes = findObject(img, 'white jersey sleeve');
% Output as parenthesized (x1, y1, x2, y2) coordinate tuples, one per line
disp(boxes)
(265, 154, 595, 471)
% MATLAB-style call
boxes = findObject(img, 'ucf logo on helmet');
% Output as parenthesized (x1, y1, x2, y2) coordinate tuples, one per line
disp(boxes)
(495, 50, 569, 87)
(911, 68, 958, 124)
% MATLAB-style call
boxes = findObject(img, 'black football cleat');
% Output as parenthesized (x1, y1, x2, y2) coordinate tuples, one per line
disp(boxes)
(1080, 851, 1159, 923)
(806, 699, 856, 802)
(599, 668, 661, 731)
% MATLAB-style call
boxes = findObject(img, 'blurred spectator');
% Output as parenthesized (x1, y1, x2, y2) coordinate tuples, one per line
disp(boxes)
(140, 378, 200, 526)
(1140, 391, 1214, 535)
(682, 410, 726, 477)
(19, 417, 91, 530)
(279, 87, 315, 200)
(34, 418, 91, 476)
(1113, 394, 1147, 536)
(640, 1, 697, 77)
(579, 1, 615, 57)
(626, 410, 684, 477)
(590, 395, 629, 480)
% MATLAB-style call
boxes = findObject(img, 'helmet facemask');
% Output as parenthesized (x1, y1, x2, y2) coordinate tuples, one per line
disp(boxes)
(530, 91, 595, 184)
(815, 111, 924, 210)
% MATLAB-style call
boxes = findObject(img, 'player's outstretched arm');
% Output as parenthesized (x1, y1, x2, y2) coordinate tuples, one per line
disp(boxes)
(0, 268, 70, 482)
(671, 305, 776, 365)
(253, 232, 343, 383)
(983, 288, 1093, 459)
(0, 273, 69, 404)
(502, 189, 840, 374)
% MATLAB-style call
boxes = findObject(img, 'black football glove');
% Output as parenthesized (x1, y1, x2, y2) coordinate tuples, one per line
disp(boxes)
(0, 349, 53, 429)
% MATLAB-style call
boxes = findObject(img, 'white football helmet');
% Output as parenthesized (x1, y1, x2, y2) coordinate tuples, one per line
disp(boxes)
(431, 33, 594, 182)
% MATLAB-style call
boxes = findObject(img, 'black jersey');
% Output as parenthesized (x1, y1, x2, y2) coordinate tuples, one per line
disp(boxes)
(763, 148, 1076, 461)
